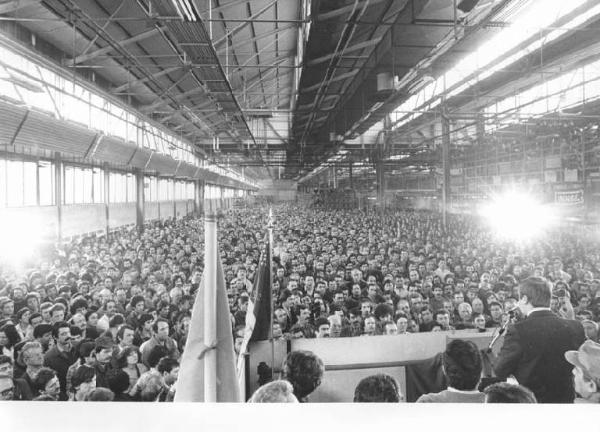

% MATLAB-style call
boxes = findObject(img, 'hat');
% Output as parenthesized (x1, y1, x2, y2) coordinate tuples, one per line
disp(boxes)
(565, 340, 600, 382)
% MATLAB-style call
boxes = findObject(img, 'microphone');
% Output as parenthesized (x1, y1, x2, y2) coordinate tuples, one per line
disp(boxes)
(487, 307, 518, 353)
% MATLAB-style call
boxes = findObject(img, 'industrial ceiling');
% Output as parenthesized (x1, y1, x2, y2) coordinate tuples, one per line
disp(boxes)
(0, 0, 599, 186)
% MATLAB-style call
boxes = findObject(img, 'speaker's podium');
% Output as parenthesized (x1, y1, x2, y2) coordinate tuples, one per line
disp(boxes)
(245, 330, 495, 402)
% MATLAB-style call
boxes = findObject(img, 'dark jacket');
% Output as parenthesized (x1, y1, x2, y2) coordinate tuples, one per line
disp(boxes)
(494, 309, 585, 403)
(44, 345, 76, 401)
(93, 360, 113, 389)
(13, 373, 38, 401)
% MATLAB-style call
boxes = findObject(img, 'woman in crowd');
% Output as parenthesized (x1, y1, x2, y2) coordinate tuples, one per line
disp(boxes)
(116, 346, 148, 393)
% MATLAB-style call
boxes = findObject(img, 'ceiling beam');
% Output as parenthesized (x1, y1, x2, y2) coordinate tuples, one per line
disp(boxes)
(198, 0, 249, 15)
(66, 27, 163, 66)
(317, 0, 389, 21)
(216, 24, 295, 55)
(112, 65, 184, 93)
(213, 0, 278, 48)
(0, 0, 38, 14)
(307, 37, 382, 66)
(300, 69, 359, 94)
(141, 86, 206, 113)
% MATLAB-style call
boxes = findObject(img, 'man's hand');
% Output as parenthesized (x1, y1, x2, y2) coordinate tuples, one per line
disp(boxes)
(558, 299, 575, 320)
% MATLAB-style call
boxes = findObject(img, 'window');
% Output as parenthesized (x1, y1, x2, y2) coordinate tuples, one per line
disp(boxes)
(109, 172, 135, 203)
(158, 178, 173, 201)
(39, 161, 54, 206)
(92, 167, 104, 203)
(0, 158, 54, 207)
(126, 174, 136, 202)
(64, 166, 75, 205)
(64, 165, 99, 205)
(186, 182, 195, 200)
(0, 160, 6, 207)
(144, 176, 158, 202)
(23, 161, 37, 206)
(7, 160, 24, 207)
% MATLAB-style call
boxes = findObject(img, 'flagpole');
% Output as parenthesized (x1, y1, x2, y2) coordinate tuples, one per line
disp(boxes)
(268, 207, 275, 380)
(204, 200, 218, 402)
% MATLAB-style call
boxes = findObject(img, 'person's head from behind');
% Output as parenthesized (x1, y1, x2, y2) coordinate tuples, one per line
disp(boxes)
(517, 277, 551, 315)
(442, 339, 482, 391)
(84, 387, 114, 401)
(105, 369, 130, 395)
(147, 345, 169, 369)
(484, 382, 537, 403)
(94, 336, 114, 364)
(33, 367, 60, 400)
(282, 350, 324, 401)
(353, 374, 402, 402)
(140, 374, 163, 401)
(71, 365, 96, 400)
(248, 380, 298, 403)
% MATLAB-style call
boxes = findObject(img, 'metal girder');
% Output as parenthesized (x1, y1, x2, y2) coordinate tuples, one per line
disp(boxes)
(212, 0, 278, 47)
(66, 27, 163, 66)
(78, 1, 126, 62)
(112, 65, 183, 93)
(300, 69, 359, 94)
(216, 23, 295, 55)
(235, 59, 287, 90)
(317, 0, 389, 21)
(142, 86, 206, 112)
(199, 0, 249, 15)
(240, 37, 282, 70)
(0, 0, 38, 14)
(307, 37, 382, 66)
(245, 69, 293, 95)
(264, 119, 288, 145)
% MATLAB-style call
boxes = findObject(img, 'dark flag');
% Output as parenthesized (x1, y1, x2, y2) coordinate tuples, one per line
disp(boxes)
(247, 239, 272, 341)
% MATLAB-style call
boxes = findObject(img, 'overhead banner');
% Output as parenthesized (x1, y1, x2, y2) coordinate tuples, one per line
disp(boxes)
(555, 189, 584, 205)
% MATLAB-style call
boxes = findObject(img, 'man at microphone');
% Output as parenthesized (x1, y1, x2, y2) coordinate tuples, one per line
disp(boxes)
(494, 276, 585, 403)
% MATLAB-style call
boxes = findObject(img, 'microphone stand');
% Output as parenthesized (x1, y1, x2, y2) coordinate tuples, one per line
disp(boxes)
(487, 309, 517, 353)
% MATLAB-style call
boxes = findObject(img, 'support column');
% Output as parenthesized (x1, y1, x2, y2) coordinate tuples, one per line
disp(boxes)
(103, 162, 110, 235)
(135, 169, 145, 232)
(194, 179, 204, 216)
(332, 164, 337, 189)
(173, 178, 177, 219)
(54, 152, 63, 241)
(376, 158, 385, 209)
(349, 160, 353, 189)
(441, 112, 451, 230)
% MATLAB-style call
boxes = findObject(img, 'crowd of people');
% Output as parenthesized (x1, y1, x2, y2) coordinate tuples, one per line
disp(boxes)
(0, 203, 599, 402)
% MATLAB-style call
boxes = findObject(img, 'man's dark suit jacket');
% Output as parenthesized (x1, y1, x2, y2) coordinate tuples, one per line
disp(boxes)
(494, 309, 585, 403)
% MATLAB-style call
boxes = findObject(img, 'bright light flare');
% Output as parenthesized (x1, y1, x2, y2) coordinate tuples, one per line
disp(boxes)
(0, 212, 46, 267)
(478, 192, 557, 240)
